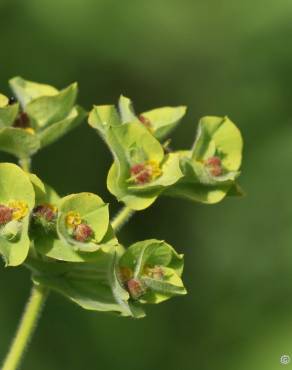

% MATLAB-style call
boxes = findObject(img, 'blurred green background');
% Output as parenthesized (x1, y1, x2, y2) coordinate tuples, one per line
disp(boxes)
(1, 1, 292, 369)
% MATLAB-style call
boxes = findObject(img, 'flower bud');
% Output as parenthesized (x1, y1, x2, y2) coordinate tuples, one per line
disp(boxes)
(33, 203, 57, 231)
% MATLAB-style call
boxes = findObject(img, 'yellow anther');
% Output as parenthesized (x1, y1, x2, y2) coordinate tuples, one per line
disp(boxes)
(66, 211, 81, 228)
(145, 160, 162, 179)
(8, 200, 28, 220)
(24, 127, 35, 135)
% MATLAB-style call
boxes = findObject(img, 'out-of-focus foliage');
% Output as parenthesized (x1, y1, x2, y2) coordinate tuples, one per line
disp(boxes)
(0, 1, 292, 370)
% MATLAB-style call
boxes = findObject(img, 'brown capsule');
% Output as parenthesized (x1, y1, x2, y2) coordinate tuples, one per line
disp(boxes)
(127, 278, 146, 299)
(74, 223, 93, 242)
(0, 205, 13, 225)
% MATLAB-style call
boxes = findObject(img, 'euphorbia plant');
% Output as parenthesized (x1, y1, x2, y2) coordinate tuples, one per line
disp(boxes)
(0, 79, 244, 370)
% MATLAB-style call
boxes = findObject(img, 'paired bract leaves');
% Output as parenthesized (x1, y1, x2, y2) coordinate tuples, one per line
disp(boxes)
(89, 105, 183, 210)
(27, 238, 185, 317)
(33, 192, 118, 263)
(89, 105, 243, 209)
(28, 247, 144, 318)
(0, 77, 85, 159)
(119, 239, 186, 304)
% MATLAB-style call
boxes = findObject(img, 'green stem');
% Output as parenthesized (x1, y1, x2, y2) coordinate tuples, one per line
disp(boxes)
(111, 206, 135, 232)
(2, 285, 48, 370)
(18, 158, 31, 172)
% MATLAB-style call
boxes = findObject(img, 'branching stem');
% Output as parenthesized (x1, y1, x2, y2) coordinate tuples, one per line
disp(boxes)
(111, 206, 135, 232)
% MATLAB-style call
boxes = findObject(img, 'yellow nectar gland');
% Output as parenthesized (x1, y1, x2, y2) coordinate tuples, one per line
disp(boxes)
(8, 200, 29, 220)
(24, 127, 36, 135)
(146, 160, 162, 179)
(66, 211, 82, 228)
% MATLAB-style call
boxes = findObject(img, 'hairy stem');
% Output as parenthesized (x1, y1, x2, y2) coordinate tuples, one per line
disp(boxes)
(18, 158, 31, 173)
(2, 285, 48, 370)
(111, 206, 135, 232)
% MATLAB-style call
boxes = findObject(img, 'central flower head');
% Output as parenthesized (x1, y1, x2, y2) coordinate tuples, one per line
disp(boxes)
(205, 156, 223, 177)
(130, 160, 162, 185)
(65, 211, 94, 243)
(8, 201, 28, 220)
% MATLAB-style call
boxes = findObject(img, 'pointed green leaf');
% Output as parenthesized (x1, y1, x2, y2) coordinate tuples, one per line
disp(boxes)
(138, 105, 187, 139)
(26, 82, 78, 129)
(117, 95, 186, 139)
(9, 76, 58, 108)
(118, 95, 136, 123)
(38, 106, 86, 148)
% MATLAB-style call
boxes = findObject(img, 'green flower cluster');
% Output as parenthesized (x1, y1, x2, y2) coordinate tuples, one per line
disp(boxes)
(0, 77, 244, 318)
(0, 77, 85, 159)
(89, 96, 243, 210)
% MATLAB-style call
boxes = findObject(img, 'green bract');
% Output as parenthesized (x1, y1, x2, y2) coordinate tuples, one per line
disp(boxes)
(118, 95, 187, 140)
(33, 191, 118, 262)
(119, 239, 186, 304)
(88, 105, 183, 210)
(165, 116, 243, 204)
(27, 239, 185, 317)
(28, 246, 145, 318)
(0, 77, 85, 159)
(0, 163, 35, 266)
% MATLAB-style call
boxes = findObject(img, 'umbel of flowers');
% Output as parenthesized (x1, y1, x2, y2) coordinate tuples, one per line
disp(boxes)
(0, 77, 244, 320)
